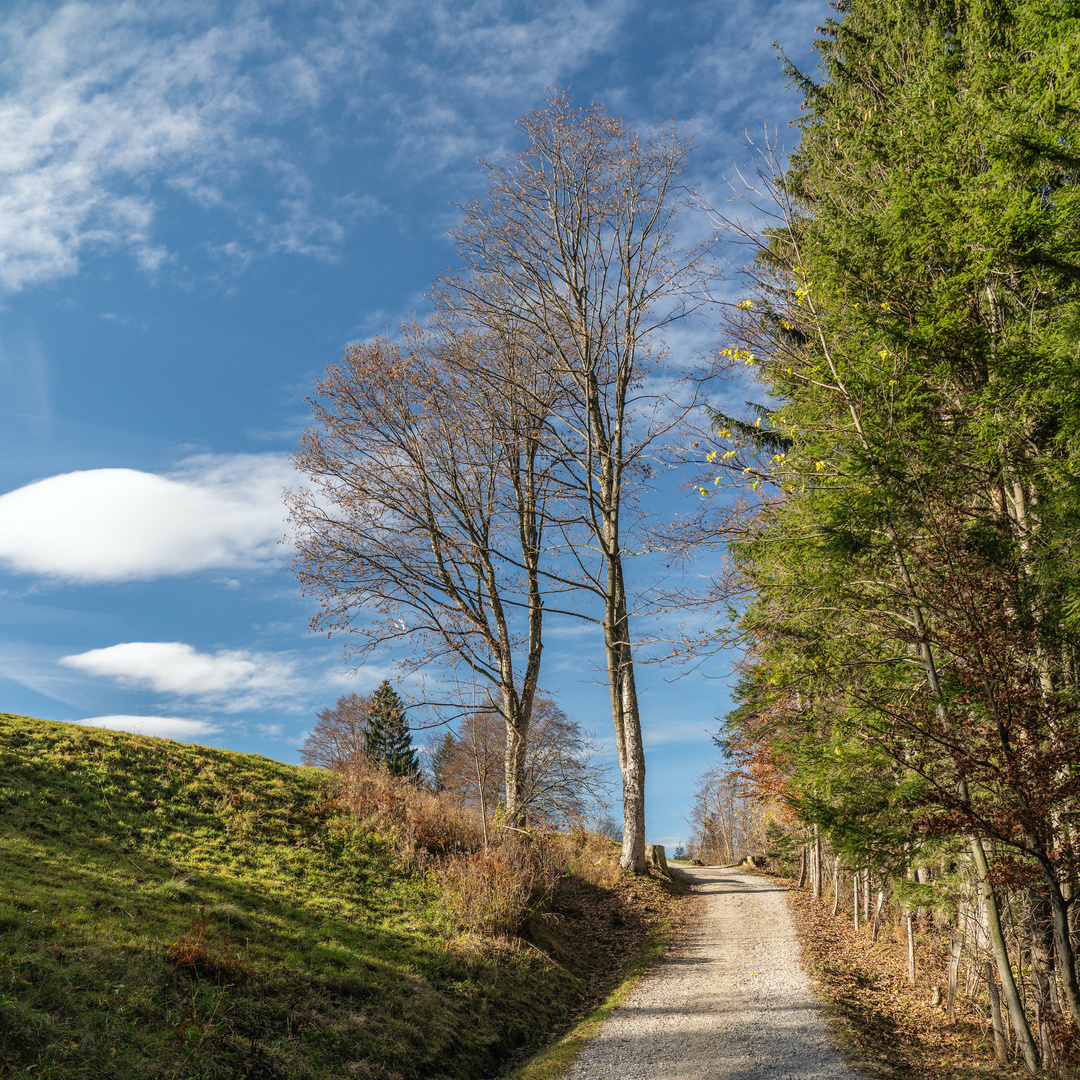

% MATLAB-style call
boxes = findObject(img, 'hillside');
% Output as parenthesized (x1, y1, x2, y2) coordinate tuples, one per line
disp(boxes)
(0, 715, 683, 1079)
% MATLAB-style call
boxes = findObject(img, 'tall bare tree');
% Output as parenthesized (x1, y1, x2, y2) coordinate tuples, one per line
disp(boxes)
(688, 762, 770, 865)
(439, 692, 610, 830)
(299, 691, 371, 772)
(288, 318, 560, 825)
(445, 92, 711, 869)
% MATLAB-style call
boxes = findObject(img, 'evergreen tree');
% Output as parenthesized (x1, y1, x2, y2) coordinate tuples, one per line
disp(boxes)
(712, 0, 1080, 1064)
(429, 731, 456, 793)
(365, 681, 418, 780)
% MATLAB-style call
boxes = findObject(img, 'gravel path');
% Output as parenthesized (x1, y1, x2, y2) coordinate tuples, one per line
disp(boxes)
(564, 866, 867, 1079)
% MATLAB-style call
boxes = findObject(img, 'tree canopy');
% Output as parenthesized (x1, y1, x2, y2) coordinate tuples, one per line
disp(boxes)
(365, 680, 419, 780)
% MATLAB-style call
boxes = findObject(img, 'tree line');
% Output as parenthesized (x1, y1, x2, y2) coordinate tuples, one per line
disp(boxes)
(710, 0, 1080, 1072)
(300, 680, 611, 846)
(299, 681, 419, 780)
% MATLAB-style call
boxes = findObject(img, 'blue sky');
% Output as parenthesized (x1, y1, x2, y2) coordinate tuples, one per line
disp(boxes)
(0, 0, 825, 848)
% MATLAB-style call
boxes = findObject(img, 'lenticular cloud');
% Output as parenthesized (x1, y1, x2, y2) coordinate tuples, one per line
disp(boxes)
(62, 641, 307, 714)
(79, 715, 223, 741)
(0, 454, 293, 582)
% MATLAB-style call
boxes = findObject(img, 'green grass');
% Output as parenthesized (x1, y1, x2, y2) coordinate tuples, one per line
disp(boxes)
(0, 714, 659, 1079)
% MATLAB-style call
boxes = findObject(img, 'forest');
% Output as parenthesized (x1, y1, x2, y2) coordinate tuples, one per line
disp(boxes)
(702, 0, 1080, 1074)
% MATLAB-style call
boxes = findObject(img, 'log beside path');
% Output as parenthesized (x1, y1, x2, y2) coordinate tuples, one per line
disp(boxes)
(564, 866, 867, 1079)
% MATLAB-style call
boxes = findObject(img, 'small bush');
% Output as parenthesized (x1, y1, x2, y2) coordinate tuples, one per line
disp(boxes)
(435, 834, 570, 937)
(559, 824, 623, 888)
(337, 760, 484, 859)
(334, 759, 622, 939)
(166, 908, 248, 984)
(407, 789, 486, 859)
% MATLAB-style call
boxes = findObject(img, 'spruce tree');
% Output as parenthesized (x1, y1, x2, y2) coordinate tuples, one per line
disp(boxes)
(364, 680, 418, 780)
(713, 0, 1080, 1063)
(429, 731, 457, 793)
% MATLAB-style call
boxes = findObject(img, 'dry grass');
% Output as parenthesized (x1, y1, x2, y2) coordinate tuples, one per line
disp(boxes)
(337, 760, 485, 859)
(782, 873, 1080, 1079)
(435, 835, 570, 936)
(334, 761, 626, 939)
(164, 906, 249, 984)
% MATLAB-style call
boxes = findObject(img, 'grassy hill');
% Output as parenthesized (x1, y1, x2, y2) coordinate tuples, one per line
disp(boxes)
(0, 714, 682, 1079)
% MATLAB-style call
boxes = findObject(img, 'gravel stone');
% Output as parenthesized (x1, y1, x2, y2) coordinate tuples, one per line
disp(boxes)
(564, 866, 867, 1079)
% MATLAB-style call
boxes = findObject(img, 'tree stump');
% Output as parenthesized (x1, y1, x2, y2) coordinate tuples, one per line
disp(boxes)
(645, 844, 669, 876)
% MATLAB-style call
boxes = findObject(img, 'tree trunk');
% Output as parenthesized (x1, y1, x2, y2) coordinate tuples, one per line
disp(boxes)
(872, 888, 885, 943)
(1027, 884, 1058, 1016)
(832, 855, 840, 916)
(947, 933, 963, 1022)
(604, 520, 646, 872)
(985, 961, 1009, 1063)
(813, 827, 822, 899)
(971, 835, 1040, 1073)
(617, 664, 646, 872)
(501, 693, 529, 827)
(906, 912, 915, 985)
(1037, 1004, 1061, 1074)
(1035, 857, 1080, 1029)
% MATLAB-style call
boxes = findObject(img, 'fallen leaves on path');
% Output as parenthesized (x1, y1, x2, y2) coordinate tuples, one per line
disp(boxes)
(782, 878, 1025, 1080)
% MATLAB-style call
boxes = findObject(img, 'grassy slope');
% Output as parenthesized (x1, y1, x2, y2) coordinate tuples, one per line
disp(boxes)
(0, 715, 682, 1080)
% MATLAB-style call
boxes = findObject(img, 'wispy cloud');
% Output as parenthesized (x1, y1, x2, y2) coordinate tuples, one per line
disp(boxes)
(0, 0, 390, 291)
(0, 331, 51, 429)
(0, 453, 293, 582)
(369, 0, 636, 175)
(0, 0, 637, 292)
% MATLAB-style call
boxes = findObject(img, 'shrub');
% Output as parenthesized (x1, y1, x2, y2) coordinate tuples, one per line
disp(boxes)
(558, 823, 623, 888)
(165, 908, 248, 984)
(435, 834, 569, 937)
(332, 758, 621, 939)
(337, 759, 484, 860)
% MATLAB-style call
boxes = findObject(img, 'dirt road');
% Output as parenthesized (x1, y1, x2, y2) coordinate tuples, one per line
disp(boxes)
(564, 866, 866, 1079)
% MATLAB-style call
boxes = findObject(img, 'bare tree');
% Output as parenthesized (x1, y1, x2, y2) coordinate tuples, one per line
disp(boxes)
(288, 318, 561, 824)
(439, 693, 611, 831)
(688, 762, 770, 865)
(299, 692, 371, 772)
(447, 702, 504, 848)
(445, 91, 712, 869)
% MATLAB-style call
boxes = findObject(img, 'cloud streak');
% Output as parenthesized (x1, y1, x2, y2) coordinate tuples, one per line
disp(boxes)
(0, 454, 293, 583)
(0, 0, 636, 292)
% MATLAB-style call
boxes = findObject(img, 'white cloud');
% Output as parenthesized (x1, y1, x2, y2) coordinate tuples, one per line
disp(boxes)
(0, 453, 293, 582)
(61, 641, 305, 713)
(79, 714, 223, 741)
(0, 0, 638, 291)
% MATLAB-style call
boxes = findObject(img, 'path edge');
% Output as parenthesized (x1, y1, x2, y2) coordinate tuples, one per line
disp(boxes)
(505, 870, 695, 1080)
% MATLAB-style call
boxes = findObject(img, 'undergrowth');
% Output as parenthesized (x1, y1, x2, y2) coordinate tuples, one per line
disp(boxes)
(0, 713, 685, 1079)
